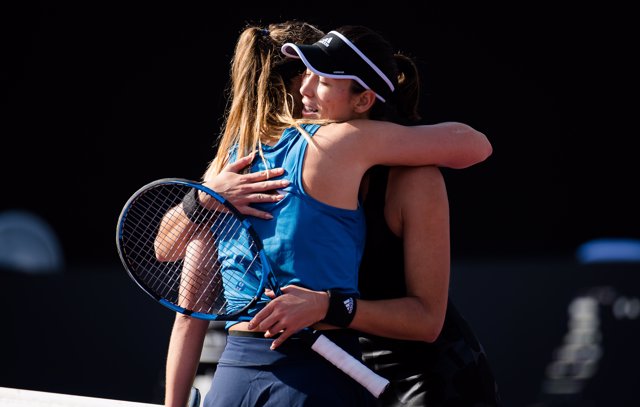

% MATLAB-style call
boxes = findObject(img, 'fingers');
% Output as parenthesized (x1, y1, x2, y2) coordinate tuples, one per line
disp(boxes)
(247, 305, 268, 330)
(259, 178, 290, 191)
(242, 191, 287, 202)
(223, 152, 255, 173)
(223, 153, 288, 183)
(247, 287, 318, 350)
(233, 194, 285, 219)
(248, 301, 287, 349)
(264, 288, 277, 299)
(238, 206, 274, 220)
(262, 319, 290, 350)
(223, 153, 287, 179)
(222, 163, 290, 195)
(247, 289, 278, 331)
(269, 330, 293, 350)
(245, 167, 284, 182)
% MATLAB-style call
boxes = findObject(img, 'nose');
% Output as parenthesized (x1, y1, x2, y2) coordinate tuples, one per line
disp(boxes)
(300, 71, 316, 97)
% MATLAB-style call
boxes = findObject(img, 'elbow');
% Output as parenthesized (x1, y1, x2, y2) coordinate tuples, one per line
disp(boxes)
(418, 322, 444, 343)
(155, 240, 182, 262)
(154, 242, 171, 262)
(481, 134, 493, 161)
(474, 129, 493, 164)
(415, 310, 446, 343)
(465, 129, 493, 167)
(470, 139, 493, 168)
(447, 132, 493, 170)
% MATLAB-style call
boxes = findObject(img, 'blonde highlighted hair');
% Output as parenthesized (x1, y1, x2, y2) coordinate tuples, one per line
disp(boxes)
(205, 21, 325, 179)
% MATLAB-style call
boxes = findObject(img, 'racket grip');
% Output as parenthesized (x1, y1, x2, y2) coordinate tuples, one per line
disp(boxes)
(311, 333, 390, 398)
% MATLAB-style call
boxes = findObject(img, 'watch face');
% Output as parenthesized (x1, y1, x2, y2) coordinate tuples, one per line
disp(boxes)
(0, 210, 64, 273)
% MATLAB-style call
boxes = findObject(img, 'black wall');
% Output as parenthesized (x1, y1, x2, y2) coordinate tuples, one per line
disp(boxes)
(3, 1, 638, 268)
(2, 2, 639, 406)
(450, 259, 640, 407)
(1, 268, 174, 403)
(3, 259, 639, 406)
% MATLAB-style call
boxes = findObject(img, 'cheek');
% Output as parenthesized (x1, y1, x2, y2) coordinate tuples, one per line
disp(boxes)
(318, 90, 351, 118)
(316, 90, 334, 115)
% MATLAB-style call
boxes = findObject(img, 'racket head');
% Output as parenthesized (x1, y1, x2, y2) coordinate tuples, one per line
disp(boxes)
(116, 178, 276, 320)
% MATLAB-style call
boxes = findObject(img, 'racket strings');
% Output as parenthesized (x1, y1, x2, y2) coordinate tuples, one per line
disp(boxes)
(153, 186, 226, 314)
(182, 208, 235, 313)
(200, 208, 263, 314)
(122, 183, 264, 318)
(125, 190, 182, 296)
(118, 180, 390, 397)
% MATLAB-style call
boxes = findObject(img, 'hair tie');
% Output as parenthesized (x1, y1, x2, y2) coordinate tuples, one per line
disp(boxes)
(260, 29, 270, 37)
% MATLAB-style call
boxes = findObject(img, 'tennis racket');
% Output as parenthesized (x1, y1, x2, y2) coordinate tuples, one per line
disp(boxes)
(115, 178, 390, 398)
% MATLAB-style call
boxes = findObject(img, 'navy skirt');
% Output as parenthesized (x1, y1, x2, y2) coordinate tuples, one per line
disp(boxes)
(203, 330, 377, 407)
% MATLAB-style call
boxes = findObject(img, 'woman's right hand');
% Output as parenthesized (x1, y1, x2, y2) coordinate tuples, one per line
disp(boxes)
(248, 285, 330, 349)
(202, 152, 290, 219)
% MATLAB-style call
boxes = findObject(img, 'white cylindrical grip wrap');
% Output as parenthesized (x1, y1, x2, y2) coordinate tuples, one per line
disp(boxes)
(311, 333, 390, 398)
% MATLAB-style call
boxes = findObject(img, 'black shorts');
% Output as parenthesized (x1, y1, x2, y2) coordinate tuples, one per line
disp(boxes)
(360, 303, 501, 407)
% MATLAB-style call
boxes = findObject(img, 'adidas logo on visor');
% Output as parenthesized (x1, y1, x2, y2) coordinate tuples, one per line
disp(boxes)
(319, 37, 333, 47)
(281, 31, 395, 103)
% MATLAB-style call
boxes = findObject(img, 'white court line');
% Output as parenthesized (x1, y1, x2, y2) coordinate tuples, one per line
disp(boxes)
(0, 387, 162, 407)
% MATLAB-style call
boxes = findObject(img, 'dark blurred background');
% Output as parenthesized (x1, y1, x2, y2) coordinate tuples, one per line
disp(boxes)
(2, 1, 638, 406)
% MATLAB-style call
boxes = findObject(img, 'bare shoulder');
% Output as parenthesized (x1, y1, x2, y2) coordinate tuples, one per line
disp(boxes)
(316, 120, 403, 157)
(312, 121, 379, 162)
(313, 121, 357, 141)
(320, 119, 398, 135)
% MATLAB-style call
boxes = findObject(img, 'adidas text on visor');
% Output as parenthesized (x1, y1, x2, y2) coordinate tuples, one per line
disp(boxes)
(281, 31, 395, 103)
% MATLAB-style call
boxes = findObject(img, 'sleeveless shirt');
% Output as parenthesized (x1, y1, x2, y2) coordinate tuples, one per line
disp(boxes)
(222, 123, 366, 317)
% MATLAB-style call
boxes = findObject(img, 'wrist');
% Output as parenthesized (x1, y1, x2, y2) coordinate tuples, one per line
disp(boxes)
(182, 188, 212, 224)
(322, 290, 357, 328)
(318, 290, 330, 323)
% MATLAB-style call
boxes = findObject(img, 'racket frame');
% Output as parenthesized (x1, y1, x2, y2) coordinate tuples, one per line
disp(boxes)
(116, 177, 390, 397)
(116, 178, 274, 321)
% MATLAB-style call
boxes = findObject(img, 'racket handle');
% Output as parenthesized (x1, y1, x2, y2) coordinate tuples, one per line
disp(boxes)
(310, 333, 390, 398)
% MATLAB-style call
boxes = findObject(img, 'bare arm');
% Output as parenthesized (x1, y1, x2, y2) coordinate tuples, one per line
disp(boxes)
(250, 166, 450, 347)
(164, 314, 209, 407)
(368, 120, 492, 169)
(326, 120, 492, 170)
(350, 165, 449, 341)
(165, 233, 218, 407)
(301, 120, 490, 210)
(154, 153, 289, 261)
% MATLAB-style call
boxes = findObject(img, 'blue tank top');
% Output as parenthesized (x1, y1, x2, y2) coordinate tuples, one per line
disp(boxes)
(221, 123, 366, 318)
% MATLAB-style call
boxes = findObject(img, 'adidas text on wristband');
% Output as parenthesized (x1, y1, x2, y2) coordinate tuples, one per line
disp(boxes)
(323, 290, 357, 328)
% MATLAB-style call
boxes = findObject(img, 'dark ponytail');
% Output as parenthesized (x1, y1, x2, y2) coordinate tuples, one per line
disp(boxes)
(392, 53, 421, 124)
(336, 25, 422, 125)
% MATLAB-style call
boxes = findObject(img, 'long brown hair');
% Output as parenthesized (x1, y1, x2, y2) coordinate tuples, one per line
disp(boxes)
(205, 21, 324, 178)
